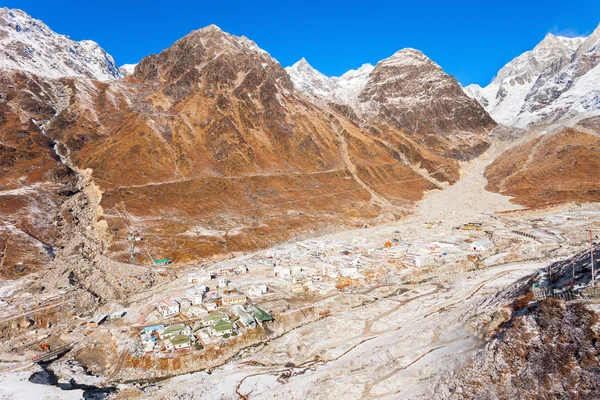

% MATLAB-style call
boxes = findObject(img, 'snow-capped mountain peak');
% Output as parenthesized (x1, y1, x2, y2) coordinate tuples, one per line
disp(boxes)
(464, 28, 600, 127)
(573, 23, 600, 60)
(285, 58, 337, 99)
(377, 48, 433, 69)
(0, 7, 124, 81)
(332, 63, 374, 95)
(119, 63, 137, 76)
(286, 47, 493, 144)
(492, 33, 584, 86)
(294, 57, 311, 68)
(285, 58, 374, 109)
(337, 63, 375, 80)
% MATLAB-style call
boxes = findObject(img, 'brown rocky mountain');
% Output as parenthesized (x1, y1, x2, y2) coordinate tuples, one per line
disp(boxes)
(1, 23, 497, 275)
(485, 118, 600, 208)
(0, 71, 75, 277)
(357, 49, 496, 160)
(287, 48, 496, 161)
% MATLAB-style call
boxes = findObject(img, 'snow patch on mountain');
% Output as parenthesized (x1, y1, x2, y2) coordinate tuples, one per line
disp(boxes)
(464, 28, 600, 127)
(285, 58, 336, 98)
(0, 7, 124, 81)
(119, 63, 137, 76)
(285, 58, 374, 109)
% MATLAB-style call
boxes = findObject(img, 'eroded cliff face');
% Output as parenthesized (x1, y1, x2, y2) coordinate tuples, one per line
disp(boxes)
(0, 70, 76, 276)
(0, 68, 167, 305)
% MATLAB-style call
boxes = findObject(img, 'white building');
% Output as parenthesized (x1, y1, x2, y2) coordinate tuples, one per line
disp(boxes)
(186, 306, 208, 318)
(178, 298, 192, 309)
(109, 310, 126, 319)
(472, 238, 495, 252)
(306, 281, 337, 295)
(158, 299, 180, 318)
(187, 272, 211, 284)
(274, 267, 292, 280)
(222, 293, 247, 306)
(217, 264, 248, 276)
(340, 267, 363, 279)
(247, 285, 269, 298)
(186, 287, 206, 305)
(415, 255, 435, 267)
(140, 332, 156, 352)
(165, 334, 192, 351)
(387, 247, 408, 259)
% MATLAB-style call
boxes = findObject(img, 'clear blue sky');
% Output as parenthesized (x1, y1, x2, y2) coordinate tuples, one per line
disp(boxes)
(4, 0, 600, 85)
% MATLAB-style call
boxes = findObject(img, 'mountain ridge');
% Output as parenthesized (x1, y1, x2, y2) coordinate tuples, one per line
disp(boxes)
(2, 7, 596, 271)
(0, 7, 124, 81)
(464, 26, 600, 127)
(287, 47, 495, 160)
(1, 13, 482, 268)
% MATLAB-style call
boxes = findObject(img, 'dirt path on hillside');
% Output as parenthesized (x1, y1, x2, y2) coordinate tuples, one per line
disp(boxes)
(329, 118, 400, 215)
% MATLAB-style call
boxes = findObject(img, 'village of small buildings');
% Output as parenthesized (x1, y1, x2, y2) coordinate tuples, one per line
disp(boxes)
(102, 221, 502, 358)
(71, 205, 600, 361)
(1, 203, 600, 394)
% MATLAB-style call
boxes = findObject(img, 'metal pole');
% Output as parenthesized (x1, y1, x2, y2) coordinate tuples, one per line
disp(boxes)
(591, 230, 595, 287)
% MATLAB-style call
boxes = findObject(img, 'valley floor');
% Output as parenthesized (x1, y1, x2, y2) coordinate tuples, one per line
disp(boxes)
(0, 136, 599, 399)
(143, 261, 541, 399)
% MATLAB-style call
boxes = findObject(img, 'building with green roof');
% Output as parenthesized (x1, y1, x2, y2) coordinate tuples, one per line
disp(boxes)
(204, 312, 229, 326)
(167, 334, 191, 350)
(213, 320, 233, 335)
(159, 324, 189, 339)
(250, 305, 273, 322)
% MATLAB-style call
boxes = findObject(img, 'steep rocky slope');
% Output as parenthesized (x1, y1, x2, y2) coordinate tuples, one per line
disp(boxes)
(0, 8, 123, 80)
(0, 11, 496, 267)
(93, 26, 461, 263)
(465, 25, 600, 127)
(440, 248, 600, 399)
(0, 70, 76, 276)
(358, 49, 495, 159)
(288, 49, 496, 160)
(485, 123, 600, 207)
(2, 23, 473, 266)
(440, 298, 600, 399)
(0, 67, 158, 302)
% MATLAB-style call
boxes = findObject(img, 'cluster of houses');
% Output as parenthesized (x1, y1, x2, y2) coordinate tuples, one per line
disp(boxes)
(135, 263, 278, 353)
(255, 231, 497, 293)
(140, 304, 273, 353)
(156, 265, 254, 319)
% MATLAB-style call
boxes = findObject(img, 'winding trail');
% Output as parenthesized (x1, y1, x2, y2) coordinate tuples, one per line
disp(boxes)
(329, 117, 398, 213)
